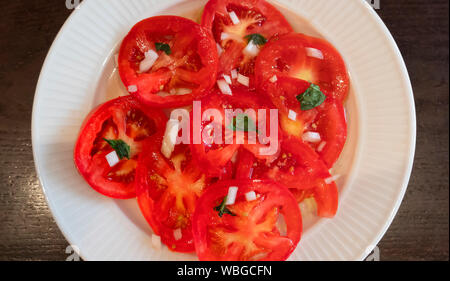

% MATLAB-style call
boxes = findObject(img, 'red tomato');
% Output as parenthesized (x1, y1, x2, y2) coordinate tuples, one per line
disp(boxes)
(255, 33, 350, 102)
(74, 96, 167, 199)
(262, 76, 347, 167)
(190, 87, 280, 177)
(118, 16, 218, 108)
(237, 138, 339, 218)
(201, 0, 293, 80)
(135, 142, 210, 252)
(192, 180, 302, 261)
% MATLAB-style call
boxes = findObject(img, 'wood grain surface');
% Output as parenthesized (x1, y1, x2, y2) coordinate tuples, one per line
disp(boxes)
(0, 0, 448, 261)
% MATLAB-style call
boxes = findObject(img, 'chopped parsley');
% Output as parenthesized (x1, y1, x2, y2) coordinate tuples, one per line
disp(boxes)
(214, 196, 236, 218)
(103, 139, 131, 160)
(296, 83, 327, 110)
(155, 42, 172, 55)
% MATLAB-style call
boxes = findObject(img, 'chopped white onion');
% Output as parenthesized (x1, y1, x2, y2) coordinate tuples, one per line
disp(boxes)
(288, 110, 297, 121)
(105, 151, 120, 167)
(269, 75, 278, 83)
(217, 43, 224, 56)
(217, 79, 232, 95)
(225, 186, 239, 205)
(317, 141, 327, 152)
(228, 11, 240, 25)
(243, 41, 260, 57)
(245, 191, 257, 202)
(325, 174, 341, 185)
(128, 85, 138, 93)
(276, 215, 288, 236)
(223, 74, 232, 85)
(231, 69, 238, 79)
(221, 32, 230, 41)
(173, 229, 182, 241)
(302, 131, 321, 143)
(114, 54, 119, 68)
(139, 50, 159, 73)
(161, 119, 180, 159)
(305, 47, 324, 60)
(237, 74, 250, 87)
(151, 234, 161, 250)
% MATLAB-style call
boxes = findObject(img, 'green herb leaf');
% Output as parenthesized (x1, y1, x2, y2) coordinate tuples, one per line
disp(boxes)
(296, 83, 327, 110)
(155, 42, 172, 55)
(103, 139, 131, 160)
(214, 196, 237, 218)
(227, 114, 258, 133)
(244, 33, 268, 46)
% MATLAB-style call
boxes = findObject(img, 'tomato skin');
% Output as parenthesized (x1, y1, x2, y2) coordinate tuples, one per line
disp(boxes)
(192, 180, 302, 261)
(74, 96, 167, 199)
(118, 16, 218, 108)
(201, 0, 293, 78)
(255, 33, 350, 102)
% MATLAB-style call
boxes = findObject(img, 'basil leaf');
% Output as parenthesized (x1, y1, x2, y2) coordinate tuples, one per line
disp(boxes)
(227, 114, 258, 132)
(244, 33, 268, 46)
(213, 196, 236, 218)
(155, 42, 172, 55)
(296, 83, 327, 110)
(103, 139, 131, 160)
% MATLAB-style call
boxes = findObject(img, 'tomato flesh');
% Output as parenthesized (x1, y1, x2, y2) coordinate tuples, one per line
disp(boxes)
(192, 180, 302, 261)
(74, 96, 167, 199)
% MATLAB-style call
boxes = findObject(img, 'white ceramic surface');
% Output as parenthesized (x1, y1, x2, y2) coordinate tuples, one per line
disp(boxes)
(32, 0, 416, 261)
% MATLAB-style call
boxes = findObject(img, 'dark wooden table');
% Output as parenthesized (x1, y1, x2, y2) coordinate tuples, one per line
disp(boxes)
(0, 0, 448, 261)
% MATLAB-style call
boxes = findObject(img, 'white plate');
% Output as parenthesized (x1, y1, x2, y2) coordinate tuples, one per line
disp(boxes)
(32, 0, 416, 261)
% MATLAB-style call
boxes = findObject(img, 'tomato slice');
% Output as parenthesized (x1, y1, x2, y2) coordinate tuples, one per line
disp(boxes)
(118, 16, 218, 108)
(201, 0, 293, 81)
(255, 33, 350, 102)
(237, 138, 339, 218)
(192, 180, 302, 261)
(135, 142, 210, 252)
(74, 96, 167, 199)
(262, 76, 347, 167)
(190, 87, 280, 177)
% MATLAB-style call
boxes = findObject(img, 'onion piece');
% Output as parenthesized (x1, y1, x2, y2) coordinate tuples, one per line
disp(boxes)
(161, 119, 180, 159)
(269, 75, 278, 83)
(105, 151, 120, 167)
(139, 50, 159, 73)
(225, 186, 239, 205)
(288, 110, 297, 121)
(217, 43, 224, 56)
(128, 85, 138, 93)
(231, 69, 238, 79)
(173, 229, 182, 241)
(228, 11, 240, 25)
(223, 74, 232, 85)
(151, 234, 161, 250)
(221, 32, 230, 41)
(325, 174, 341, 185)
(305, 47, 324, 60)
(317, 141, 327, 152)
(302, 132, 321, 143)
(237, 74, 250, 87)
(243, 41, 260, 57)
(245, 191, 257, 202)
(217, 79, 232, 95)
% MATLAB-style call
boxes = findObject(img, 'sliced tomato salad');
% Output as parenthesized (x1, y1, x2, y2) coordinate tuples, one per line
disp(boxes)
(255, 33, 350, 102)
(136, 142, 210, 252)
(202, 0, 293, 85)
(74, 1, 350, 260)
(192, 180, 302, 261)
(74, 96, 167, 199)
(118, 16, 218, 108)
